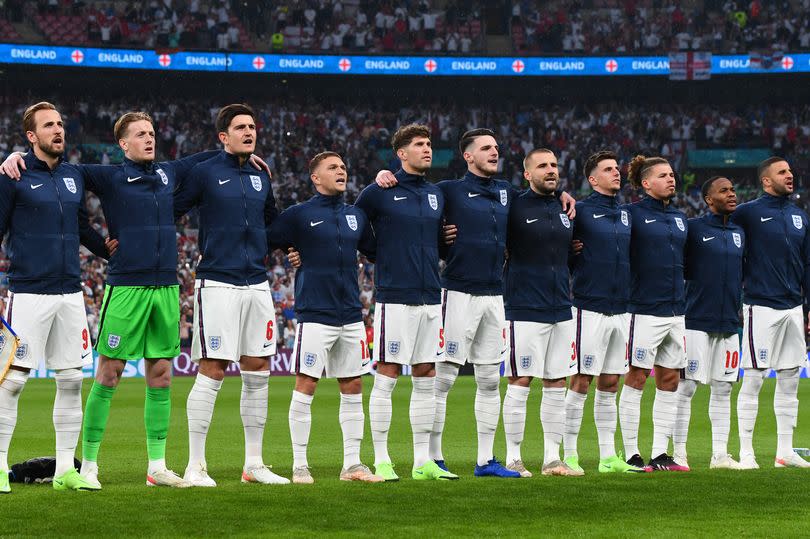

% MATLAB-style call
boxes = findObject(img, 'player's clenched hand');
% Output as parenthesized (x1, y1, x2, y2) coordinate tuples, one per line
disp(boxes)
(105, 237, 119, 256)
(443, 224, 457, 245)
(1, 152, 26, 180)
(249, 154, 272, 177)
(287, 247, 301, 268)
(560, 191, 576, 219)
(375, 170, 397, 188)
(571, 240, 583, 255)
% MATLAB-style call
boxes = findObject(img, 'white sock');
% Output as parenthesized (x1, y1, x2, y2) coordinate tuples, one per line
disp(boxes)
(503, 384, 530, 463)
(288, 390, 313, 469)
(473, 364, 501, 466)
(430, 362, 458, 461)
(339, 393, 364, 469)
(240, 370, 269, 469)
(673, 379, 697, 455)
(594, 389, 618, 459)
(709, 381, 732, 456)
(53, 369, 84, 476)
(369, 373, 396, 465)
(186, 373, 222, 468)
(775, 367, 800, 458)
(410, 376, 435, 468)
(737, 369, 764, 458)
(651, 388, 678, 459)
(541, 386, 566, 464)
(0, 370, 27, 471)
(563, 390, 587, 459)
(618, 385, 643, 458)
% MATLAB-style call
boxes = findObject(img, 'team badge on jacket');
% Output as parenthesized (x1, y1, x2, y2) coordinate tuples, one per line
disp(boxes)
(346, 215, 358, 231)
(157, 168, 169, 185)
(428, 193, 438, 210)
(63, 177, 76, 194)
(675, 217, 685, 231)
(250, 175, 262, 191)
(733, 232, 742, 248)
(621, 210, 629, 226)
(499, 189, 508, 206)
(793, 215, 803, 230)
(559, 214, 571, 228)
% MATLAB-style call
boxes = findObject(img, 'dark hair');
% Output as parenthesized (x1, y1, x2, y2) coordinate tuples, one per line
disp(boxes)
(22, 101, 58, 133)
(701, 175, 729, 201)
(215, 103, 255, 133)
(627, 154, 669, 188)
(757, 156, 787, 182)
(522, 148, 554, 170)
(309, 151, 342, 174)
(391, 123, 431, 151)
(458, 128, 496, 155)
(113, 111, 153, 141)
(584, 150, 618, 179)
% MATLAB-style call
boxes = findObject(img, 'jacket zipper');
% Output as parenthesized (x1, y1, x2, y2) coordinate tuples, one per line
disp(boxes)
(238, 167, 250, 285)
(51, 170, 66, 293)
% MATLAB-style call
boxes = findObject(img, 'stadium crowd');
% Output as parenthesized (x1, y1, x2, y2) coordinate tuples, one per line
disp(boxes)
(1, 96, 810, 346)
(4, 0, 810, 55)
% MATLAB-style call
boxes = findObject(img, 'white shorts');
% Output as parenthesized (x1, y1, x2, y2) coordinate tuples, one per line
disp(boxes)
(742, 304, 806, 371)
(374, 303, 442, 366)
(574, 308, 629, 376)
(291, 321, 369, 379)
(683, 329, 740, 384)
(6, 292, 92, 370)
(191, 280, 276, 362)
(627, 314, 687, 370)
(440, 289, 506, 366)
(504, 318, 576, 379)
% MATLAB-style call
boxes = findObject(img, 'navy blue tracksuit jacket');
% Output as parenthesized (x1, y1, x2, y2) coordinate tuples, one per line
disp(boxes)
(0, 152, 107, 294)
(504, 189, 573, 323)
(729, 193, 810, 310)
(626, 196, 688, 317)
(269, 192, 375, 326)
(570, 191, 631, 315)
(355, 169, 444, 305)
(684, 212, 745, 334)
(174, 151, 278, 286)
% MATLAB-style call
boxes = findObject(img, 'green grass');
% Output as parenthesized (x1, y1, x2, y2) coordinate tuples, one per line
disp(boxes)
(5, 376, 810, 537)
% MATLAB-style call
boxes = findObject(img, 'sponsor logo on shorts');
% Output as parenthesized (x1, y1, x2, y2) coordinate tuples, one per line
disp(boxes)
(15, 342, 28, 359)
(793, 215, 803, 230)
(63, 177, 77, 193)
(388, 341, 400, 355)
(675, 217, 685, 231)
(107, 334, 121, 350)
(304, 353, 317, 368)
(520, 355, 531, 369)
(732, 232, 742, 248)
(208, 336, 221, 351)
(428, 193, 438, 210)
(156, 168, 169, 185)
(447, 341, 458, 357)
(250, 175, 262, 191)
(634, 348, 647, 362)
(758, 349, 768, 362)
(687, 359, 699, 374)
(583, 354, 595, 369)
(346, 215, 358, 231)
(559, 213, 571, 229)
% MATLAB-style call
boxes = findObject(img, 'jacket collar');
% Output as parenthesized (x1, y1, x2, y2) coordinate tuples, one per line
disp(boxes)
(394, 169, 426, 184)
(123, 156, 155, 174)
(587, 190, 619, 208)
(761, 192, 789, 206)
(312, 191, 344, 206)
(463, 170, 494, 184)
(640, 195, 670, 211)
(24, 149, 62, 171)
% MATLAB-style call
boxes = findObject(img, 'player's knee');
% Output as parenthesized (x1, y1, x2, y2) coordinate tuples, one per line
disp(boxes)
(294, 374, 318, 395)
(709, 380, 732, 397)
(474, 364, 500, 392)
(570, 374, 592, 393)
(198, 360, 227, 381)
(338, 376, 361, 395)
(776, 366, 801, 380)
(741, 369, 765, 393)
(595, 375, 618, 393)
(678, 379, 697, 398)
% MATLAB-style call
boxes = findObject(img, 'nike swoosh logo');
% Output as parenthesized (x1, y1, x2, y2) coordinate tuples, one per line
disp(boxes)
(645, 219, 656, 224)
(361, 360, 371, 367)
(724, 370, 735, 375)
(81, 351, 91, 359)
(127, 176, 141, 182)
(702, 236, 715, 242)
(467, 193, 481, 198)
(436, 351, 445, 357)
(30, 183, 43, 189)
(760, 217, 773, 222)
(414, 470, 424, 475)
(310, 221, 323, 227)
(526, 218, 538, 224)
(218, 179, 230, 185)
(263, 343, 273, 348)
(593, 214, 605, 219)
(499, 348, 508, 355)
(394, 196, 407, 201)
(53, 479, 63, 486)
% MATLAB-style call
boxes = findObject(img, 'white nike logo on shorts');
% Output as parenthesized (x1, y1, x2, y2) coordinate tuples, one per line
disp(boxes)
(310, 221, 324, 227)
(645, 218, 656, 224)
(702, 236, 715, 242)
(127, 176, 141, 182)
(219, 179, 231, 185)
(526, 218, 538, 224)
(760, 217, 773, 222)
(30, 183, 43, 189)
(467, 192, 481, 198)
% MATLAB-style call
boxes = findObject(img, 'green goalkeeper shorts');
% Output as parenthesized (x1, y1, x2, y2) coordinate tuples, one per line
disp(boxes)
(95, 285, 181, 360)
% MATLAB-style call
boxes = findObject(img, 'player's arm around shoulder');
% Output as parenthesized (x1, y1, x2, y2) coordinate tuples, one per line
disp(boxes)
(355, 206, 377, 260)
(0, 171, 18, 238)
(173, 161, 208, 220)
(268, 202, 300, 251)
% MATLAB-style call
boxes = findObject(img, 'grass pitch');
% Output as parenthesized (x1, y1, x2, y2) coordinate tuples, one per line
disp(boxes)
(4, 376, 810, 537)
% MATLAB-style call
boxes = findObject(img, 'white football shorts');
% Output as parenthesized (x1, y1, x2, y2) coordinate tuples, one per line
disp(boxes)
(504, 318, 576, 379)
(742, 303, 806, 371)
(683, 329, 740, 384)
(573, 308, 629, 376)
(627, 313, 687, 370)
(291, 321, 369, 379)
(440, 289, 506, 366)
(373, 303, 442, 366)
